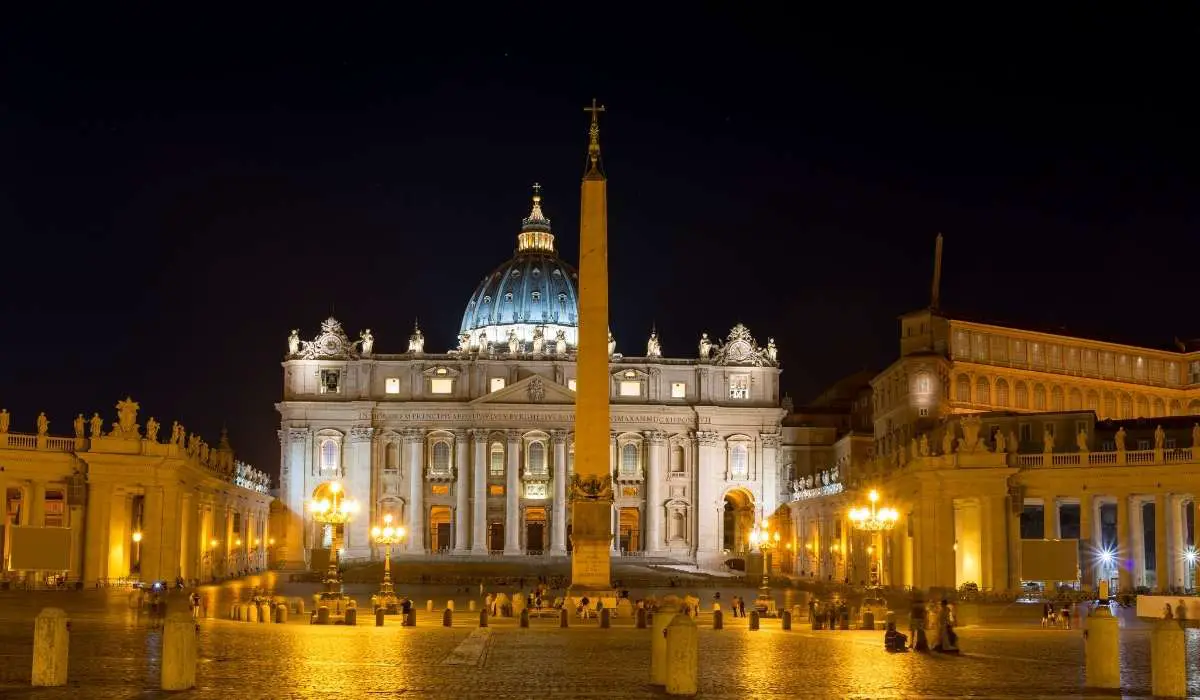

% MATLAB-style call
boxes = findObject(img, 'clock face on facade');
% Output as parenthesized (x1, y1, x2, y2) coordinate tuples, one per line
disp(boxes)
(322, 337, 340, 354)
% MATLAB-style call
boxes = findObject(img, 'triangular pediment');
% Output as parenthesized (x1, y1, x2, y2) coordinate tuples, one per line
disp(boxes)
(470, 374, 577, 405)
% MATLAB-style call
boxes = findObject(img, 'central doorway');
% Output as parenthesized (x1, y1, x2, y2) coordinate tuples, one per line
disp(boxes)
(429, 506, 452, 552)
(525, 507, 546, 553)
(618, 507, 641, 552)
(488, 521, 504, 552)
(722, 489, 755, 553)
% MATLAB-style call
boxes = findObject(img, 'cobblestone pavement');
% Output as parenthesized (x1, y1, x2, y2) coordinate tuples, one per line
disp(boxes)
(2, 581, 1199, 698)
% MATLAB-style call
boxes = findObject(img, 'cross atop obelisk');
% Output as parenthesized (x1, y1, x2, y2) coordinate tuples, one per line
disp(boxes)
(583, 98, 606, 178)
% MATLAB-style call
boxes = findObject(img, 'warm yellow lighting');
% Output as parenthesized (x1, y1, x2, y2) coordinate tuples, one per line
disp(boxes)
(209, 539, 218, 548)
(268, 538, 276, 546)
(383, 514, 393, 525)
(773, 531, 780, 543)
(869, 490, 879, 503)
(330, 482, 341, 494)
(397, 526, 406, 538)
(762, 519, 770, 529)
(371, 526, 381, 538)
(235, 538, 242, 546)
(131, 531, 143, 543)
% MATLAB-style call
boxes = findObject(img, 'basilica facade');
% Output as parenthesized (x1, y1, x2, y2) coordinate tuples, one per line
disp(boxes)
(276, 190, 789, 571)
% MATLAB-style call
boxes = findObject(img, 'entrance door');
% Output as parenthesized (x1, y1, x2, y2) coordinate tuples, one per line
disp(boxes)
(436, 523, 452, 551)
(526, 523, 544, 553)
(488, 522, 504, 552)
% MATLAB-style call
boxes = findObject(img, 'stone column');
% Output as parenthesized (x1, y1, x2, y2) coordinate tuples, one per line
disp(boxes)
(504, 431, 521, 555)
(1079, 493, 1095, 589)
(283, 428, 310, 568)
(1043, 497, 1060, 540)
(644, 431, 665, 555)
(760, 433, 780, 517)
(28, 481, 46, 526)
(108, 491, 131, 578)
(406, 429, 426, 553)
(454, 431, 469, 553)
(1155, 493, 1169, 591)
(1130, 496, 1146, 587)
(82, 482, 112, 585)
(347, 427, 374, 557)
(551, 431, 568, 554)
(1116, 494, 1132, 592)
(471, 430, 488, 553)
(140, 486, 166, 582)
(609, 433, 620, 553)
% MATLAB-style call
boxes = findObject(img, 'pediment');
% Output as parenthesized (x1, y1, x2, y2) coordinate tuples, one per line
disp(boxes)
(470, 375, 577, 405)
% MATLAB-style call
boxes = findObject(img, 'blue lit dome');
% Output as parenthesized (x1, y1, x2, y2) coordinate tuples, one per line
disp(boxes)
(458, 188, 580, 352)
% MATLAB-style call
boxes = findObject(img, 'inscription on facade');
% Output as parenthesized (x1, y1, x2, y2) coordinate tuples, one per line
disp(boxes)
(372, 411, 695, 425)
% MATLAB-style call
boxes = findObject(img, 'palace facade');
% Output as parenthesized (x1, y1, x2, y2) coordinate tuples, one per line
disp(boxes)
(275, 187, 794, 572)
(1, 399, 272, 586)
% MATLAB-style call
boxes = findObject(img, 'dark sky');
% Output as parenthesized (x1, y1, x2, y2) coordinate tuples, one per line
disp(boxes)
(1, 11, 1196, 479)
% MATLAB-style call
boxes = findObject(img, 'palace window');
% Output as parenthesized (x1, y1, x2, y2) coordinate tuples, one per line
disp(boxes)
(1019, 423, 1032, 444)
(915, 373, 931, 393)
(1033, 385, 1046, 410)
(671, 382, 687, 398)
(528, 441, 547, 476)
(490, 377, 506, 392)
(1049, 345, 1062, 369)
(568, 379, 577, 391)
(619, 380, 642, 397)
(44, 491, 64, 527)
(1166, 438, 1177, 450)
(1137, 439, 1150, 451)
(1031, 343, 1043, 365)
(430, 441, 451, 476)
(1189, 361, 1200, 384)
(489, 443, 505, 477)
(320, 439, 339, 472)
(1168, 363, 1180, 385)
(429, 378, 454, 394)
(729, 375, 750, 400)
(729, 443, 748, 480)
(385, 377, 400, 394)
(320, 370, 341, 394)
(620, 443, 639, 477)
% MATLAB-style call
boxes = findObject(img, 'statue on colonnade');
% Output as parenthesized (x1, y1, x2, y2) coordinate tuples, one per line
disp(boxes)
(1115, 426, 1126, 452)
(73, 414, 84, 439)
(89, 412, 103, 438)
(1154, 425, 1165, 450)
(0, 408, 9, 434)
(36, 412, 48, 436)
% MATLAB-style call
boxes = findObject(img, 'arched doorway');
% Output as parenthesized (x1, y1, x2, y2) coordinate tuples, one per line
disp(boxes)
(722, 488, 755, 553)
(618, 508, 641, 552)
(429, 506, 452, 552)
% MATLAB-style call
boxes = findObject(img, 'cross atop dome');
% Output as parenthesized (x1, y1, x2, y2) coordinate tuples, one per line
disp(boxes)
(517, 184, 555, 252)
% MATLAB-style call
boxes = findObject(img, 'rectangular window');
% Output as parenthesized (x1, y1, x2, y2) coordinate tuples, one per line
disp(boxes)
(1019, 423, 1032, 444)
(1101, 441, 1115, 452)
(385, 377, 400, 394)
(918, 407, 929, 417)
(489, 446, 505, 477)
(567, 379, 577, 391)
(619, 380, 642, 397)
(729, 375, 750, 399)
(671, 382, 686, 398)
(429, 378, 454, 394)
(1136, 439, 1151, 451)
(430, 484, 450, 496)
(319, 370, 341, 394)
(1166, 438, 1177, 450)
(488, 484, 504, 496)
(490, 377, 506, 392)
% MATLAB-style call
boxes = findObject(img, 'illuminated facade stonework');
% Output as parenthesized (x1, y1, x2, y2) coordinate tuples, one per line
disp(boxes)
(275, 189, 792, 571)
(0, 400, 272, 586)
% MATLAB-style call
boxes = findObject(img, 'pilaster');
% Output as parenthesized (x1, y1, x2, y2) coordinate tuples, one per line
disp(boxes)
(551, 430, 568, 554)
(405, 429, 426, 553)
(453, 430, 470, 553)
(504, 430, 521, 555)
(471, 429, 488, 553)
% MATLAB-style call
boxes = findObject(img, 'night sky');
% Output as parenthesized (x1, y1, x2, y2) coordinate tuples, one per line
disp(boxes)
(2, 12, 1195, 479)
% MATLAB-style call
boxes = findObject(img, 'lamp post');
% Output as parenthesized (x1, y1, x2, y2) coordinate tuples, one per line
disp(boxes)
(848, 489, 899, 588)
(131, 530, 143, 576)
(749, 519, 781, 589)
(370, 514, 407, 613)
(308, 482, 358, 600)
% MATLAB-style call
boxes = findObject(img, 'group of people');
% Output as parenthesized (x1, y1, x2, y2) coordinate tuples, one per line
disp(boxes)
(894, 598, 958, 653)
(1042, 602, 1073, 629)
(715, 593, 748, 617)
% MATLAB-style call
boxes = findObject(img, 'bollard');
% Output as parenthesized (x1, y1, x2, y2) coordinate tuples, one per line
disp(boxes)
(345, 608, 357, 626)
(446, 600, 455, 612)
(1151, 620, 1187, 698)
(426, 599, 434, 613)
(560, 608, 569, 628)
(161, 612, 197, 691)
(791, 604, 803, 621)
(405, 609, 416, 627)
(636, 607, 647, 629)
(259, 603, 270, 623)
(712, 608, 723, 630)
(317, 606, 330, 625)
(1084, 605, 1120, 689)
(519, 608, 529, 628)
(600, 608, 610, 629)
(862, 611, 875, 631)
(31, 608, 69, 687)
(230, 603, 240, 621)
(469, 600, 477, 612)
(275, 605, 288, 624)
(749, 610, 760, 631)
(782, 609, 792, 630)
(295, 598, 306, 616)
(651, 595, 681, 686)
(376, 608, 386, 627)
(241, 603, 253, 623)
(443, 608, 453, 628)
(479, 609, 488, 628)
(664, 613, 699, 696)
(840, 613, 850, 630)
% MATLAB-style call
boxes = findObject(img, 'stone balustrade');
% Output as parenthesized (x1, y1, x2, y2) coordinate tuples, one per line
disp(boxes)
(1015, 446, 1199, 469)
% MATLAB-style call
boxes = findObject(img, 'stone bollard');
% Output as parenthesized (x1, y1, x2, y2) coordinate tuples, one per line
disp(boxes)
(749, 610, 760, 631)
(230, 603, 240, 621)
(443, 608, 453, 628)
(1151, 620, 1187, 698)
(345, 608, 357, 626)
(479, 609, 488, 628)
(712, 609, 723, 630)
(295, 598, 306, 616)
(636, 607, 647, 629)
(560, 608, 569, 628)
(651, 596, 681, 686)
(664, 613, 699, 696)
(519, 608, 530, 628)
(376, 608, 386, 627)
(1085, 605, 1120, 689)
(600, 608, 610, 629)
(405, 609, 416, 627)
(426, 600, 434, 613)
(469, 600, 476, 612)
(275, 605, 288, 624)
(782, 610, 792, 630)
(161, 612, 197, 691)
(317, 606, 330, 625)
(446, 600, 455, 612)
(792, 604, 803, 621)
(259, 603, 270, 623)
(31, 608, 69, 687)
(241, 603, 253, 623)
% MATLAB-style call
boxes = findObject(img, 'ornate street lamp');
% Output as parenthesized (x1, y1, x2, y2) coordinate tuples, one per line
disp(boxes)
(131, 530, 143, 576)
(308, 482, 358, 599)
(849, 489, 899, 586)
(749, 518, 781, 589)
(370, 514, 407, 613)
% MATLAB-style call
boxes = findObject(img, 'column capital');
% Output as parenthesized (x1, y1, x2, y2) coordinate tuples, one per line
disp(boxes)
(696, 431, 721, 446)
(287, 427, 311, 443)
(403, 428, 426, 444)
(550, 429, 569, 445)
(506, 429, 522, 444)
(453, 429, 469, 443)
(760, 433, 781, 449)
(644, 430, 668, 446)
(350, 426, 375, 443)
(468, 427, 489, 440)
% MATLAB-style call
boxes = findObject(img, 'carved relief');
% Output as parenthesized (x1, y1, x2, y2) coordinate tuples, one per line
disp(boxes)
(295, 317, 358, 360)
(570, 473, 613, 502)
(528, 377, 546, 403)
(710, 323, 777, 367)
(350, 426, 374, 442)
(760, 433, 781, 449)
(695, 430, 722, 446)
(288, 428, 311, 442)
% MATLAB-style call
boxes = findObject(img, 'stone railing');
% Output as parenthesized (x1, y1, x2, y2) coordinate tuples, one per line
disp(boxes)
(1017, 446, 1200, 469)
(790, 482, 845, 502)
(0, 432, 78, 453)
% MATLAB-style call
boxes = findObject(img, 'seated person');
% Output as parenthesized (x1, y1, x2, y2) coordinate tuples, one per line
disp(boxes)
(884, 622, 908, 652)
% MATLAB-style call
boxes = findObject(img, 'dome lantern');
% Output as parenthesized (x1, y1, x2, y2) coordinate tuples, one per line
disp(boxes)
(517, 183, 555, 253)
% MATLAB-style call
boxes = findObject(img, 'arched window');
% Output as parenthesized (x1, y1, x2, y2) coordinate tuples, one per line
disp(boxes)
(620, 443, 639, 477)
(996, 379, 1010, 407)
(1015, 382, 1029, 409)
(1033, 385, 1046, 411)
(528, 441, 546, 475)
(385, 442, 400, 472)
(729, 444, 748, 479)
(1051, 386, 1064, 411)
(670, 445, 685, 473)
(956, 375, 971, 402)
(320, 440, 339, 472)
(915, 373, 931, 394)
(431, 441, 451, 475)
(489, 443, 504, 477)
(975, 377, 990, 405)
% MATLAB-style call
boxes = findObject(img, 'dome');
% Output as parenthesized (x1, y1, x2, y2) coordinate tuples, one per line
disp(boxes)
(458, 188, 580, 352)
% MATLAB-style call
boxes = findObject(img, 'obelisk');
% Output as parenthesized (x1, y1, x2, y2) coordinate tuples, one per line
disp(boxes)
(570, 99, 613, 592)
